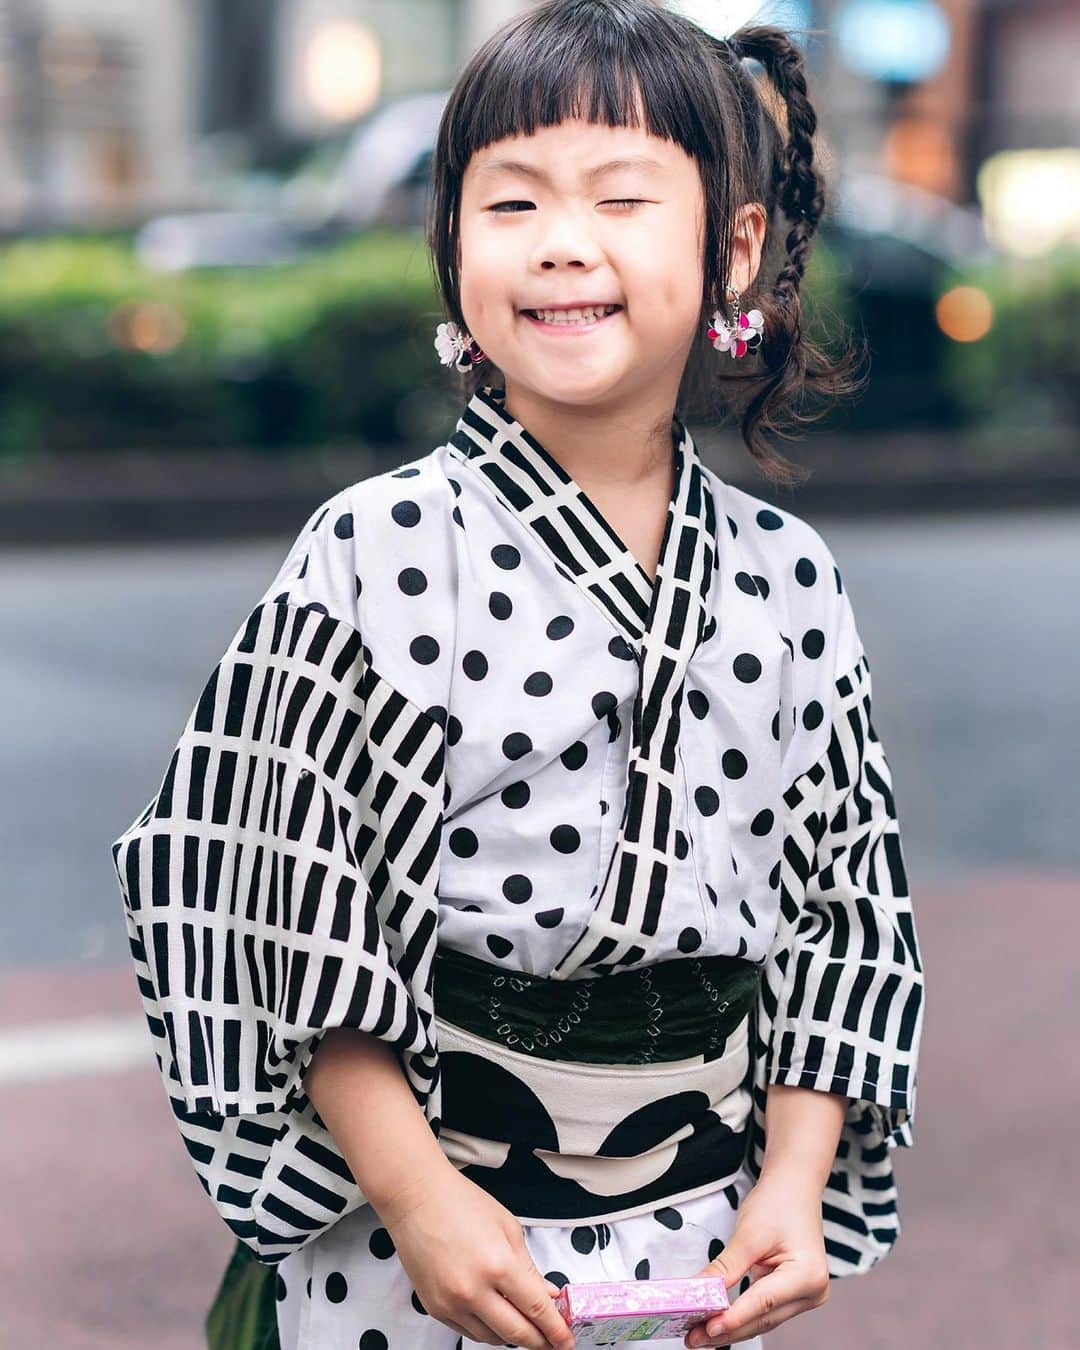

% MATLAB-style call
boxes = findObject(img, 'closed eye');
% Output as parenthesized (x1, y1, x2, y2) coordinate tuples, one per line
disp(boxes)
(488, 199, 647, 213)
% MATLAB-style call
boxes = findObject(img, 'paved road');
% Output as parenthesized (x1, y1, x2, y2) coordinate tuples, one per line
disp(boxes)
(2, 509, 1077, 1346)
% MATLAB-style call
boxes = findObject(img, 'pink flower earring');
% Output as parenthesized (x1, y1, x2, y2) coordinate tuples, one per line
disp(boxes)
(434, 320, 487, 372)
(706, 284, 764, 359)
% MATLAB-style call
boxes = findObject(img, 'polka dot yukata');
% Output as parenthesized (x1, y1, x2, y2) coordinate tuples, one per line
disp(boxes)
(110, 385, 924, 1349)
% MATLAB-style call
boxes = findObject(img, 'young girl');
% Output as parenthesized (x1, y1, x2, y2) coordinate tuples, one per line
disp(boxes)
(111, 3, 924, 1348)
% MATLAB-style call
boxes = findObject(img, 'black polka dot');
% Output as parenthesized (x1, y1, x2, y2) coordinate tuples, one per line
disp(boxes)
(462, 649, 488, 679)
(501, 780, 530, 808)
(706, 883, 718, 907)
(734, 570, 758, 596)
(756, 508, 784, 530)
(550, 824, 581, 854)
(409, 634, 439, 665)
(771, 708, 781, 741)
(447, 715, 463, 746)
(410, 1288, 428, 1315)
(489, 590, 513, 619)
(547, 615, 574, 639)
(590, 691, 617, 719)
(448, 827, 478, 858)
(546, 1270, 571, 1289)
(733, 652, 762, 682)
(674, 828, 689, 859)
(694, 785, 720, 816)
(398, 567, 427, 595)
(608, 634, 635, 661)
(739, 899, 757, 927)
(653, 1206, 684, 1231)
(503, 874, 533, 903)
(677, 927, 702, 953)
(687, 688, 709, 719)
(524, 671, 553, 696)
(369, 1226, 395, 1259)
(305, 1277, 311, 1298)
(727, 515, 739, 538)
(722, 748, 748, 778)
(536, 908, 564, 928)
(802, 700, 824, 730)
(503, 731, 532, 760)
(561, 741, 588, 770)
(325, 1272, 348, 1303)
(275, 1273, 287, 1302)
(358, 1332, 389, 1349)
(802, 628, 825, 659)
(491, 543, 521, 569)
(750, 808, 775, 836)
(635, 1258, 651, 1279)
(333, 512, 353, 539)
(753, 573, 771, 599)
(794, 556, 817, 586)
(769, 860, 782, 888)
(487, 933, 514, 959)
(571, 1227, 597, 1254)
(391, 500, 421, 528)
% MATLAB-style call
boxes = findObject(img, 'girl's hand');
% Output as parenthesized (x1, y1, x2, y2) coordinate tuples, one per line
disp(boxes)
(682, 1173, 831, 1347)
(378, 1162, 575, 1349)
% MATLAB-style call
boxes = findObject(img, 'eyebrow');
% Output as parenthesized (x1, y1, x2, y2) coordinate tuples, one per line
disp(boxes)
(471, 155, 667, 184)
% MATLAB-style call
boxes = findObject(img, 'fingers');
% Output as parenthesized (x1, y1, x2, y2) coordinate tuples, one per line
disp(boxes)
(491, 1261, 575, 1350)
(688, 1269, 825, 1346)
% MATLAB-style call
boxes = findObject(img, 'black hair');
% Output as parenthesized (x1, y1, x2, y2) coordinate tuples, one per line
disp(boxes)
(425, 0, 866, 486)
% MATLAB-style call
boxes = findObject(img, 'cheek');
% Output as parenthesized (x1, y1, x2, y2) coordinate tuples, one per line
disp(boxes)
(458, 226, 517, 319)
(625, 217, 705, 315)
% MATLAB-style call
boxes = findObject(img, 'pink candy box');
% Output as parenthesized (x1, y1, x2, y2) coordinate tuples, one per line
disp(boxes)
(553, 1274, 730, 1345)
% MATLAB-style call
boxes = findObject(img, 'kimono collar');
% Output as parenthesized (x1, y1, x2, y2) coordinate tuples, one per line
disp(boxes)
(446, 384, 721, 979)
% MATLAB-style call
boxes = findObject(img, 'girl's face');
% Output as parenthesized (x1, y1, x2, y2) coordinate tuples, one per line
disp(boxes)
(457, 114, 714, 409)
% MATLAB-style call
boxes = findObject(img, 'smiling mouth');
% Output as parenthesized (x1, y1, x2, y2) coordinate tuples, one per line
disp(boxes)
(520, 305, 623, 330)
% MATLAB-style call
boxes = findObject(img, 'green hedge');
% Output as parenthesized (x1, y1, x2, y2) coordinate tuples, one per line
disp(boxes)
(0, 231, 450, 458)
(3, 229, 1071, 459)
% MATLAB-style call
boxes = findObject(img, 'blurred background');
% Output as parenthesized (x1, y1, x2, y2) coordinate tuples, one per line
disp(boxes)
(1, 1, 1076, 1346)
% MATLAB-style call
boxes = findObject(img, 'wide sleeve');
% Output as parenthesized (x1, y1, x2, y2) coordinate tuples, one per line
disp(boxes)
(110, 596, 448, 1264)
(747, 585, 925, 1278)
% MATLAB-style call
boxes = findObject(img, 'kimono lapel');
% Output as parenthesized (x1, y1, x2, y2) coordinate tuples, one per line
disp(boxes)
(446, 384, 719, 978)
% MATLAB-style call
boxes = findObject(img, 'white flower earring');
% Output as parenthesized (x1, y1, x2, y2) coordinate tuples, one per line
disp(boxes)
(434, 319, 487, 372)
(706, 284, 764, 359)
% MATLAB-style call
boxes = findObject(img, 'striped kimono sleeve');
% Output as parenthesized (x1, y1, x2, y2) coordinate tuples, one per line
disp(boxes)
(747, 587, 925, 1277)
(110, 598, 447, 1263)
(768, 644, 923, 1134)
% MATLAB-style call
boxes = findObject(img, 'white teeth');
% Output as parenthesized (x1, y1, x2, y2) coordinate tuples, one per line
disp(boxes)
(530, 305, 619, 325)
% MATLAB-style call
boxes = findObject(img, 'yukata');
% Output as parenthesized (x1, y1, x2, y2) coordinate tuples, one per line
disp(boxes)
(110, 384, 924, 1349)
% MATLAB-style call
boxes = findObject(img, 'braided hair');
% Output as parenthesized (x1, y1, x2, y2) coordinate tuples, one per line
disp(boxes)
(693, 23, 865, 482)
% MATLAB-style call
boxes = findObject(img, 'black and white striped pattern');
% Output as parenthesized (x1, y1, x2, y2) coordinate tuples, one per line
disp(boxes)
(111, 599, 448, 1261)
(448, 385, 717, 978)
(747, 649, 924, 1276)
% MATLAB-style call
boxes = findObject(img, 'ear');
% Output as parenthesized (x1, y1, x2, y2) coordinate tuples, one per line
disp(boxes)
(727, 202, 768, 297)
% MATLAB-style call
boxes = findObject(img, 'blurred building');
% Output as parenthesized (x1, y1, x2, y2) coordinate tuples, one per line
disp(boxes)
(0, 0, 1076, 253)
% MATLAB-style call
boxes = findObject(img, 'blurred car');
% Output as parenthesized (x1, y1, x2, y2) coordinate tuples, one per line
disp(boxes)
(135, 90, 449, 272)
